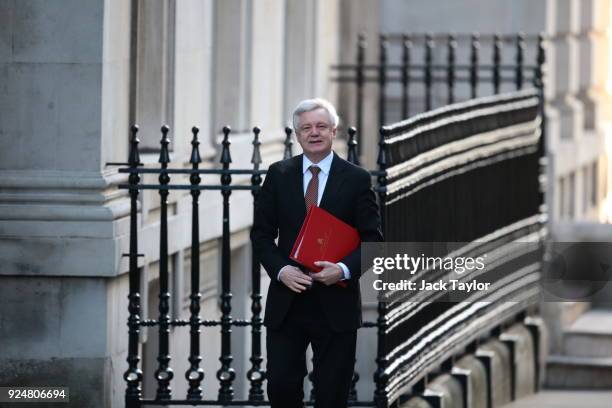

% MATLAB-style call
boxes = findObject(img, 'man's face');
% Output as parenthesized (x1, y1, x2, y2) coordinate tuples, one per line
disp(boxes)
(296, 108, 336, 161)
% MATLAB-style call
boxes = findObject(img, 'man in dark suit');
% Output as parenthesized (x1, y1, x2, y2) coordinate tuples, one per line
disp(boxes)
(251, 98, 383, 408)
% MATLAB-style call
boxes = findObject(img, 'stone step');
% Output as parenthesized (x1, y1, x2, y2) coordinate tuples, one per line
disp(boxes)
(546, 355, 612, 389)
(560, 302, 591, 328)
(563, 309, 612, 358)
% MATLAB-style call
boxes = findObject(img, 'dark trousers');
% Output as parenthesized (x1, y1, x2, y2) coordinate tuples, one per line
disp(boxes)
(266, 289, 357, 408)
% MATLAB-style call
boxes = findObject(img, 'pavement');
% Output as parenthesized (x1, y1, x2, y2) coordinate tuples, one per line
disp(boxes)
(501, 390, 612, 407)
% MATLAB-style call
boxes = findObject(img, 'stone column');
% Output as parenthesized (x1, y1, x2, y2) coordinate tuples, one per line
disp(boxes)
(547, 0, 585, 142)
(250, 0, 285, 134)
(313, 0, 341, 104)
(577, 0, 610, 131)
(212, 0, 252, 135)
(173, 0, 215, 160)
(284, 0, 317, 117)
(338, 0, 380, 169)
(0, 1, 132, 408)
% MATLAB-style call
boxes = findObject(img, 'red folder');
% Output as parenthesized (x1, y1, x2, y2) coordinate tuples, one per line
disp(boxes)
(290, 206, 360, 288)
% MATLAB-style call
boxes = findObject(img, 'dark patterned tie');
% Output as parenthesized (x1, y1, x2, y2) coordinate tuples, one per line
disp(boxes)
(304, 165, 321, 211)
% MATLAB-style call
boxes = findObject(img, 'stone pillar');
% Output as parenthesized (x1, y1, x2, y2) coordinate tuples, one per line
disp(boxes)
(426, 374, 465, 408)
(250, 0, 285, 134)
(0, 1, 132, 408)
(338, 0, 380, 169)
(173, 0, 215, 159)
(454, 356, 488, 408)
(547, 0, 585, 142)
(476, 340, 512, 407)
(132, 0, 175, 150)
(577, 0, 610, 131)
(313, 0, 341, 104)
(500, 324, 536, 399)
(282, 0, 345, 159)
(284, 0, 317, 118)
(545, 0, 608, 222)
(212, 0, 289, 168)
(212, 0, 252, 134)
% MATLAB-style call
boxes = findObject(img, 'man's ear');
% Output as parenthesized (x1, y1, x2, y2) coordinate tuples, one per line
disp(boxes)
(331, 127, 337, 139)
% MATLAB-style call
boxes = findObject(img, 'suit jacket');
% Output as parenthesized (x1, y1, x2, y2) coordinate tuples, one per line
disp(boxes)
(250, 152, 383, 331)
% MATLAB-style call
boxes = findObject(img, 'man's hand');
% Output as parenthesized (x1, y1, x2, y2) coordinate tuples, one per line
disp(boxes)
(310, 261, 343, 286)
(279, 265, 313, 293)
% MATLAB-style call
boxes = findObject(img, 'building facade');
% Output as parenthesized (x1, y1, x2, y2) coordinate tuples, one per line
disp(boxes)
(1, 1, 610, 407)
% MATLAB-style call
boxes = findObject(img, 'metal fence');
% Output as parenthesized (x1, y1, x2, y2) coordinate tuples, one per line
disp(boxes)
(373, 88, 546, 406)
(332, 32, 545, 153)
(119, 88, 545, 407)
(119, 125, 381, 407)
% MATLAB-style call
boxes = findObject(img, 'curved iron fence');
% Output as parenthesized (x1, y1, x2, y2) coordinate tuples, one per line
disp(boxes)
(373, 88, 546, 406)
(118, 87, 545, 407)
(332, 31, 545, 154)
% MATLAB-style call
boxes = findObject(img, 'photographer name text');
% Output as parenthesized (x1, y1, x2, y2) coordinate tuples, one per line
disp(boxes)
(373, 278, 490, 293)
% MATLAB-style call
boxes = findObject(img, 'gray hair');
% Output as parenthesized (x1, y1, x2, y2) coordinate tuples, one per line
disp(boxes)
(292, 98, 340, 131)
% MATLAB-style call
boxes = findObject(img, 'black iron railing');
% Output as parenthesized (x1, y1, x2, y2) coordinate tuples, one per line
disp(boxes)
(333, 32, 545, 153)
(120, 91, 546, 408)
(120, 125, 382, 407)
(373, 88, 546, 405)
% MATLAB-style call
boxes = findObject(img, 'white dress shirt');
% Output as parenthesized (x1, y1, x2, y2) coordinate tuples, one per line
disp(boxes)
(302, 152, 333, 206)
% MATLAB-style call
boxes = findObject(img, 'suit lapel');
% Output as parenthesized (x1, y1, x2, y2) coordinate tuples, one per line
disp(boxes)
(320, 152, 347, 210)
(290, 155, 307, 218)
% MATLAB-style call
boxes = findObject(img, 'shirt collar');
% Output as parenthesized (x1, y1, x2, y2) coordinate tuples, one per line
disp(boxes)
(302, 151, 334, 175)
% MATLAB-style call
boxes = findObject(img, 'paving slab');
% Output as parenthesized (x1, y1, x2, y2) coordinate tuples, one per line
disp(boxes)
(501, 390, 612, 408)
(568, 310, 612, 335)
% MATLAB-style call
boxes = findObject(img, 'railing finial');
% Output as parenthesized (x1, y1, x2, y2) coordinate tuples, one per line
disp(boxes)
(447, 34, 457, 104)
(190, 126, 202, 165)
(220, 126, 232, 165)
(470, 33, 481, 99)
(401, 34, 412, 118)
(159, 125, 171, 165)
(129, 125, 140, 167)
(377, 127, 388, 170)
(358, 31, 367, 48)
(493, 33, 502, 94)
(378, 34, 389, 126)
(534, 33, 546, 89)
(251, 126, 262, 168)
(283, 127, 294, 159)
(515, 32, 526, 90)
(424, 33, 434, 110)
(347, 127, 360, 166)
